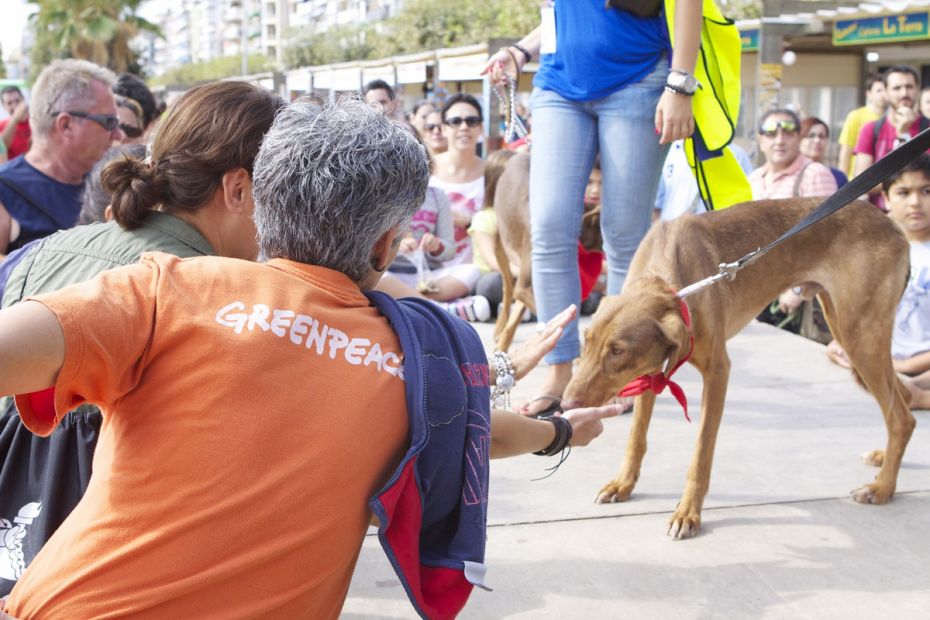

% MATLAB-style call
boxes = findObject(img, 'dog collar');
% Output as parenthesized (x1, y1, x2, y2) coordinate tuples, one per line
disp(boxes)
(617, 296, 695, 422)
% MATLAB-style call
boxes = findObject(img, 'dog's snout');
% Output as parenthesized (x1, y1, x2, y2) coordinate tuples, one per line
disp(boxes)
(561, 398, 583, 410)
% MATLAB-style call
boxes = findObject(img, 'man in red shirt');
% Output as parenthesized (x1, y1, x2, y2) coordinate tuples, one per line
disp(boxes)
(854, 65, 928, 209)
(0, 86, 31, 160)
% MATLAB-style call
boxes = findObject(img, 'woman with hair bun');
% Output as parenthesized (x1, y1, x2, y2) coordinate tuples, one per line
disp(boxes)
(0, 79, 284, 596)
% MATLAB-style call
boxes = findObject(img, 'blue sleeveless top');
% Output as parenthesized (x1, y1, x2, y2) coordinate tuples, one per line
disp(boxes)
(534, 0, 669, 102)
(0, 156, 84, 251)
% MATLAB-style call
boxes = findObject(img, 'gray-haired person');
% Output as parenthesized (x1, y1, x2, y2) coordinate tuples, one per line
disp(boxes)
(0, 98, 617, 618)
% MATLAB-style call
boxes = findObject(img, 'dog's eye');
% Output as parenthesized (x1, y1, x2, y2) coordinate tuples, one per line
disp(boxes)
(610, 343, 624, 356)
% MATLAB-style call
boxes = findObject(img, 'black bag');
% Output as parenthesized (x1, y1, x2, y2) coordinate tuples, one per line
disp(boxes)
(0, 401, 101, 595)
(605, 0, 663, 18)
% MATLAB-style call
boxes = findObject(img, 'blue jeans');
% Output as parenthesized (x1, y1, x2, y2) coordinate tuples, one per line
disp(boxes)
(530, 59, 669, 364)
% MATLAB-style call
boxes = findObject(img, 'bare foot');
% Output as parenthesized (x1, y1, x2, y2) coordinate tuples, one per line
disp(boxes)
(826, 339, 851, 369)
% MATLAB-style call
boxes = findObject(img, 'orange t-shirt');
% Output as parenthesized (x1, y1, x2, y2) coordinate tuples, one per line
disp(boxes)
(6, 253, 408, 619)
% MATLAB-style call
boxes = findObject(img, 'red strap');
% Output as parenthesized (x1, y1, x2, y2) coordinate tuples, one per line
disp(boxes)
(618, 296, 694, 422)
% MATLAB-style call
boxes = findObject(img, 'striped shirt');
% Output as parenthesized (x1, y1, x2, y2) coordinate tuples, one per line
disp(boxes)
(749, 154, 838, 200)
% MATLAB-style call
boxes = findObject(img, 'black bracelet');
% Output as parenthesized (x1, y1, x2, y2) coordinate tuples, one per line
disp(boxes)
(664, 84, 695, 97)
(533, 415, 573, 456)
(511, 43, 533, 64)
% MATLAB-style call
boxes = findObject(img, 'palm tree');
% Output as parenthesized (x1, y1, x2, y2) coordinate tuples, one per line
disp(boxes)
(30, 0, 161, 75)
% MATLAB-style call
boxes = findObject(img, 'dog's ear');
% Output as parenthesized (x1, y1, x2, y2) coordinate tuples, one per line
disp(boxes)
(657, 310, 690, 377)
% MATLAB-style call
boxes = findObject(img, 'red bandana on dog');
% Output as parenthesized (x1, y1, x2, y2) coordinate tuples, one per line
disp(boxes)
(618, 297, 694, 422)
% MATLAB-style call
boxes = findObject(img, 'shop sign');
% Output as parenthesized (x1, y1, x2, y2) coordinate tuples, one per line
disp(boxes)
(834, 12, 930, 46)
(740, 28, 759, 52)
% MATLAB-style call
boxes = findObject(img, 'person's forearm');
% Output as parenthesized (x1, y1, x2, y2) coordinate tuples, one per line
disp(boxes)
(0, 301, 66, 396)
(1, 122, 16, 148)
(893, 350, 930, 376)
(515, 26, 542, 59)
(670, 0, 702, 74)
(489, 408, 555, 459)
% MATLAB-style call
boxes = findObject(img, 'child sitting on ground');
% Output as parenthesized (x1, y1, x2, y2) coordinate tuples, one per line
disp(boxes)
(826, 153, 930, 409)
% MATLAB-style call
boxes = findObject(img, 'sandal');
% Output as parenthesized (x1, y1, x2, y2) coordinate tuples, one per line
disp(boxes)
(517, 394, 563, 419)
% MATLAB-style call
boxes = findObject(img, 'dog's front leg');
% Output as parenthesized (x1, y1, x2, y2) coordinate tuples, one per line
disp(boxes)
(668, 353, 730, 539)
(596, 390, 656, 503)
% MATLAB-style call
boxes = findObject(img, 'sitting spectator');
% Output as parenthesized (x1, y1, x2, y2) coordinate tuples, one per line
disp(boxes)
(827, 154, 930, 409)
(799, 117, 847, 189)
(470, 149, 518, 317)
(0, 85, 31, 159)
(0, 81, 284, 596)
(430, 94, 486, 267)
(854, 65, 927, 210)
(114, 95, 146, 145)
(749, 108, 838, 200)
(0, 59, 122, 256)
(408, 99, 435, 137)
(837, 73, 885, 179)
(423, 108, 447, 155)
(113, 73, 158, 139)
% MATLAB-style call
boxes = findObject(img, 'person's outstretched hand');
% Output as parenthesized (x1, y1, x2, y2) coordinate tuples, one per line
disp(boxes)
(480, 48, 524, 86)
(558, 403, 623, 447)
(507, 304, 577, 381)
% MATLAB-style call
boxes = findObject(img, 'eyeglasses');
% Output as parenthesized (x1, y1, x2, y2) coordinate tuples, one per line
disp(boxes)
(59, 110, 120, 131)
(444, 115, 482, 128)
(759, 119, 799, 137)
(803, 132, 828, 141)
(425, 123, 443, 132)
(120, 123, 144, 139)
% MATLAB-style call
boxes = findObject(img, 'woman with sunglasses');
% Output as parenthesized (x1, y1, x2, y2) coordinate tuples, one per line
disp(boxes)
(423, 108, 448, 155)
(799, 116, 847, 189)
(114, 94, 146, 145)
(0, 80, 284, 596)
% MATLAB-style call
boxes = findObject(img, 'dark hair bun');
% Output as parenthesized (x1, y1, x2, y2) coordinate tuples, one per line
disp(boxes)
(100, 155, 167, 230)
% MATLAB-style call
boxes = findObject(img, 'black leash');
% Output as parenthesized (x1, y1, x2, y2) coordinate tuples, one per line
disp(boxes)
(678, 125, 930, 298)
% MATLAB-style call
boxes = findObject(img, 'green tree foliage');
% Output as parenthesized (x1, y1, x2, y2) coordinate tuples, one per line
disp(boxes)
(149, 54, 273, 88)
(0, 44, 7, 79)
(29, 0, 161, 80)
(718, 0, 762, 20)
(284, 0, 539, 69)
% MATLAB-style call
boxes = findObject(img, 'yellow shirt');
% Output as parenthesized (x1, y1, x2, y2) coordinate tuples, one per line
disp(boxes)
(467, 208, 497, 274)
(838, 106, 883, 177)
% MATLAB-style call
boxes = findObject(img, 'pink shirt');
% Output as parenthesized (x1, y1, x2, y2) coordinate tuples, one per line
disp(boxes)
(749, 154, 838, 200)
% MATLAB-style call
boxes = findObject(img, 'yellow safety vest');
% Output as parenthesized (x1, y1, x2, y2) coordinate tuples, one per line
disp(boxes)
(665, 0, 752, 210)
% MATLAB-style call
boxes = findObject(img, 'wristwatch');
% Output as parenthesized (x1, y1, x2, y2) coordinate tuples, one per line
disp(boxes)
(666, 70, 699, 96)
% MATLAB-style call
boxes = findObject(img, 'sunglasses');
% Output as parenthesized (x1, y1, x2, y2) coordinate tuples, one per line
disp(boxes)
(425, 123, 443, 132)
(61, 110, 120, 131)
(445, 115, 482, 128)
(759, 119, 799, 137)
(120, 123, 144, 138)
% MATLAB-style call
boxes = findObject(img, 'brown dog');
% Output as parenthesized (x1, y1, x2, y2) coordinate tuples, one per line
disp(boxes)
(493, 153, 602, 351)
(562, 197, 916, 539)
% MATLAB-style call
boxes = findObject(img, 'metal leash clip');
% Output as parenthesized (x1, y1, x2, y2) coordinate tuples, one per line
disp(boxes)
(677, 249, 760, 299)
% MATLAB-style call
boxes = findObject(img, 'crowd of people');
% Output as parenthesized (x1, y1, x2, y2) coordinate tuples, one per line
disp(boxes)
(0, 3, 928, 614)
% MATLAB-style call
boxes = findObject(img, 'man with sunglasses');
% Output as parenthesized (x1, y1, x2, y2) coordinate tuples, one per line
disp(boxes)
(0, 59, 121, 258)
(748, 108, 837, 201)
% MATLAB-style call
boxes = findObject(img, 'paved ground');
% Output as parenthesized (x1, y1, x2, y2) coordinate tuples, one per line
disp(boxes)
(344, 318, 930, 619)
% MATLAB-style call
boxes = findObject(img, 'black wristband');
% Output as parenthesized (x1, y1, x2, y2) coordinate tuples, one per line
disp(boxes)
(511, 43, 532, 64)
(664, 84, 695, 97)
(534, 415, 573, 456)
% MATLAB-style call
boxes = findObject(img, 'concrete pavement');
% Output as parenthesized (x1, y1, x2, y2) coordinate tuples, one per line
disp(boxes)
(344, 318, 930, 619)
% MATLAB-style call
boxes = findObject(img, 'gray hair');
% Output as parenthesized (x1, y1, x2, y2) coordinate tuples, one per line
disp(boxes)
(79, 144, 148, 225)
(30, 59, 117, 138)
(253, 97, 430, 283)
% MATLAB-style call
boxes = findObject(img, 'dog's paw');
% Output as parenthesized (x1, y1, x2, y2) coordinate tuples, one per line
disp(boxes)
(667, 512, 701, 540)
(861, 449, 885, 467)
(595, 481, 634, 504)
(850, 482, 893, 505)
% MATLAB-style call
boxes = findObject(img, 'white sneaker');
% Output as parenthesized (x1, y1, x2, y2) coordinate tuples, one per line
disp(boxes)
(439, 295, 491, 322)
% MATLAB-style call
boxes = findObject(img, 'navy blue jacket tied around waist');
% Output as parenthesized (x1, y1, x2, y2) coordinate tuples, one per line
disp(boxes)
(364, 292, 491, 620)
